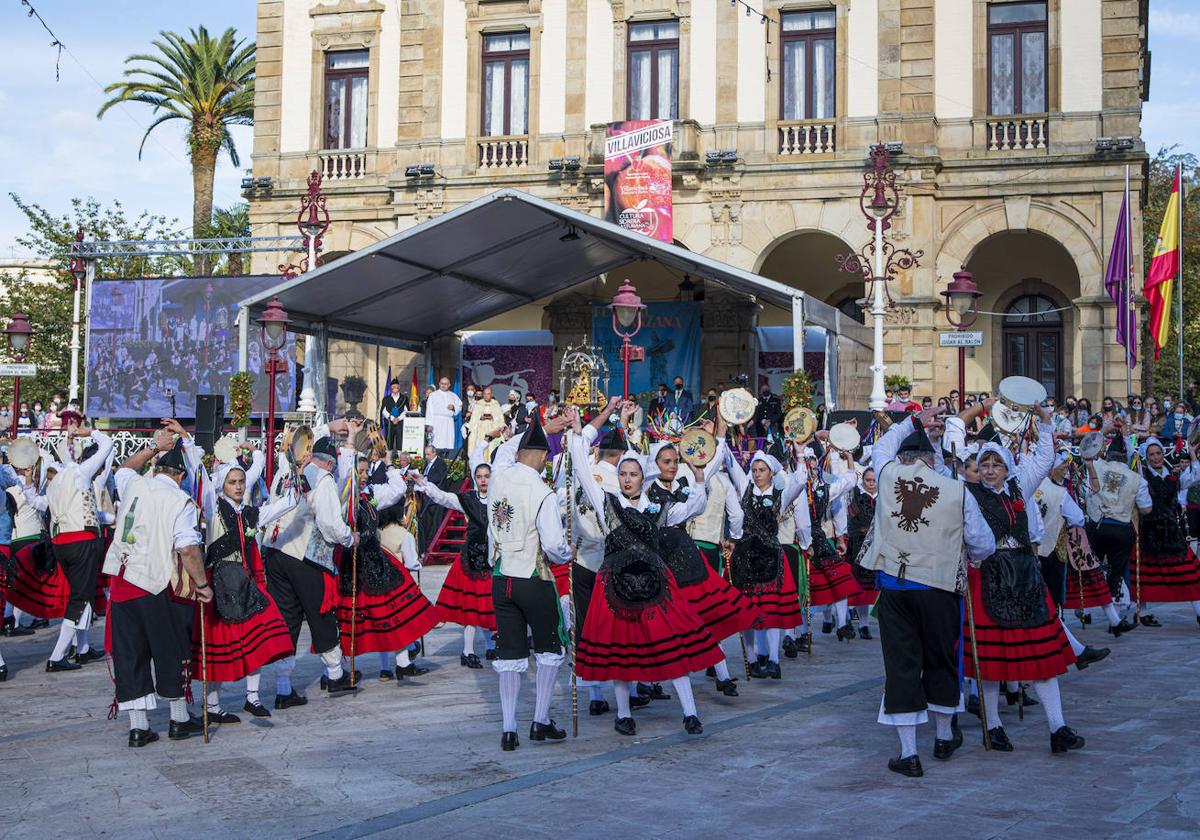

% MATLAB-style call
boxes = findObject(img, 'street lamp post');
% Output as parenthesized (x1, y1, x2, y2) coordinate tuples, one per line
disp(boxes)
(293, 171, 330, 417)
(5, 312, 34, 428)
(940, 267, 982, 412)
(68, 229, 88, 403)
(258, 297, 290, 488)
(608, 281, 645, 400)
(835, 145, 923, 410)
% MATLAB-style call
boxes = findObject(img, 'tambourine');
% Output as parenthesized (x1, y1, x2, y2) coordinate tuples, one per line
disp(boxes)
(213, 437, 239, 464)
(1078, 431, 1104, 460)
(288, 425, 314, 462)
(783, 406, 817, 445)
(992, 375, 1047, 436)
(828, 422, 861, 453)
(7, 437, 39, 470)
(679, 428, 718, 467)
(718, 388, 758, 426)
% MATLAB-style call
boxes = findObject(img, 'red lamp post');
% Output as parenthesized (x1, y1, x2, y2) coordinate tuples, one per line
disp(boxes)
(5, 312, 34, 428)
(608, 281, 645, 400)
(258, 297, 290, 487)
(940, 267, 982, 411)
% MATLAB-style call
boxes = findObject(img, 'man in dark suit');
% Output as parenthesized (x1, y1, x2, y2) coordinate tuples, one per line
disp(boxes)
(418, 444, 448, 553)
(753, 385, 784, 438)
(663, 376, 695, 424)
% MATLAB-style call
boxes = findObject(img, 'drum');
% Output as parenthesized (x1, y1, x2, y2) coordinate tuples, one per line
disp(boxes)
(679, 427, 718, 467)
(783, 406, 817, 445)
(718, 388, 758, 426)
(992, 375, 1047, 437)
(8, 437, 39, 469)
(828, 422, 861, 453)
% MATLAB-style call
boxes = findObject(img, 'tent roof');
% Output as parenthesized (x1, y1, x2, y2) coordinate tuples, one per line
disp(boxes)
(240, 188, 869, 349)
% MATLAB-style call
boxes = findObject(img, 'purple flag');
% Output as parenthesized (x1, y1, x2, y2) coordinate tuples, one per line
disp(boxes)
(1103, 191, 1137, 368)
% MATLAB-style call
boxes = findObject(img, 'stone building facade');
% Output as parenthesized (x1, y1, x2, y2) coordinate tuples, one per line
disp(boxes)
(249, 0, 1149, 410)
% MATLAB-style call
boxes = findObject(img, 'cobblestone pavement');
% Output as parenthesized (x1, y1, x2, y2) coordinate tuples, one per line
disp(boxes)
(1, 566, 1198, 839)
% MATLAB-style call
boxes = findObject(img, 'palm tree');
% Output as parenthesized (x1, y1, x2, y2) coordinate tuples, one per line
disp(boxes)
(98, 27, 254, 271)
(209, 202, 250, 276)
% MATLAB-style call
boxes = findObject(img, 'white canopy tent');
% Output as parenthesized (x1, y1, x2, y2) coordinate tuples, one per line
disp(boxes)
(238, 188, 871, 414)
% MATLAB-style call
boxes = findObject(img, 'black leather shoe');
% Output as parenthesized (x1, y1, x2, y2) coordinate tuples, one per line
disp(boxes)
(715, 678, 739, 697)
(797, 634, 811, 653)
(274, 690, 307, 709)
(589, 699, 610, 716)
(168, 716, 205, 741)
(987, 727, 1014, 752)
(319, 675, 327, 690)
(397, 664, 430, 679)
(46, 658, 81, 672)
(28, 619, 48, 629)
(836, 622, 856, 641)
(74, 647, 106, 665)
(325, 672, 358, 693)
(705, 665, 717, 677)
(1075, 645, 1111, 670)
(748, 660, 771, 679)
(1074, 609, 1092, 625)
(207, 710, 241, 724)
(501, 731, 519, 751)
(781, 636, 798, 658)
(966, 694, 981, 718)
(888, 755, 923, 777)
(1139, 614, 1162, 627)
(1108, 618, 1137, 637)
(1005, 688, 1038, 707)
(614, 716, 636, 736)
(1, 618, 33, 637)
(128, 728, 158, 748)
(767, 661, 782, 680)
(682, 715, 703, 735)
(529, 719, 566, 741)
(1050, 725, 1085, 753)
(0, 664, 7, 682)
(858, 626, 873, 640)
(629, 693, 651, 709)
(933, 728, 964, 760)
(243, 700, 271, 718)
(460, 653, 483, 669)
(821, 620, 834, 635)
(485, 648, 497, 661)
(378, 669, 394, 682)
(755, 654, 769, 669)
(644, 682, 670, 700)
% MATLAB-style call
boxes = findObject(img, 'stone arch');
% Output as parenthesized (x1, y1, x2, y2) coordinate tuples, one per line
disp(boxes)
(752, 228, 864, 326)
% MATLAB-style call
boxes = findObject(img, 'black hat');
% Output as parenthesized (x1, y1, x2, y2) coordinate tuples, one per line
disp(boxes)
(390, 378, 400, 386)
(897, 422, 934, 455)
(81, 442, 99, 462)
(597, 425, 626, 453)
(1105, 433, 1127, 461)
(312, 436, 338, 460)
(157, 441, 187, 473)
(518, 417, 549, 451)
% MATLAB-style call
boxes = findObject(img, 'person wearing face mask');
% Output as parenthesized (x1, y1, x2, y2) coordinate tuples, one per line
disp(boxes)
(467, 386, 504, 452)
(664, 377, 695, 425)
(752, 385, 784, 439)
(568, 401, 721, 737)
(1126, 395, 1150, 438)
(1128, 437, 1200, 627)
(1161, 400, 1193, 444)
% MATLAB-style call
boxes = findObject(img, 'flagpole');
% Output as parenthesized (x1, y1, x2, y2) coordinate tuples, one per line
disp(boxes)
(1125, 165, 1133, 399)
(1177, 163, 1186, 401)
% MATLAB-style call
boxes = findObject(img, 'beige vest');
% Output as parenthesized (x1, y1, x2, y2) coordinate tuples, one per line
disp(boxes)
(777, 503, 797, 545)
(489, 463, 552, 580)
(570, 459, 618, 573)
(262, 465, 317, 560)
(102, 475, 193, 595)
(1034, 479, 1066, 558)
(1087, 461, 1140, 524)
(47, 466, 98, 536)
(6, 485, 43, 541)
(689, 471, 732, 545)
(863, 460, 965, 593)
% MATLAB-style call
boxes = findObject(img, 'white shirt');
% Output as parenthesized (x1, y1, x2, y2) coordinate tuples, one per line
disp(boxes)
(64, 430, 114, 492)
(310, 468, 354, 548)
(425, 389, 463, 450)
(114, 470, 200, 549)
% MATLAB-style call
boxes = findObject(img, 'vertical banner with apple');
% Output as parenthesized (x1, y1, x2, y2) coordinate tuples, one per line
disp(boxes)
(603, 120, 673, 243)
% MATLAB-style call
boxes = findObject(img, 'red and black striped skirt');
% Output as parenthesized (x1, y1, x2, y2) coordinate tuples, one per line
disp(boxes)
(679, 562, 761, 641)
(434, 557, 496, 631)
(805, 553, 865, 606)
(3, 537, 69, 619)
(1134, 545, 1200, 603)
(962, 566, 1075, 682)
(332, 549, 439, 655)
(1064, 566, 1111, 609)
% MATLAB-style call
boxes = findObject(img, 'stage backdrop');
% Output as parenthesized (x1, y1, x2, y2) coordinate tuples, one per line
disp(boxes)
(755, 326, 827, 405)
(603, 120, 673, 243)
(591, 302, 700, 398)
(86, 276, 296, 418)
(460, 330, 554, 403)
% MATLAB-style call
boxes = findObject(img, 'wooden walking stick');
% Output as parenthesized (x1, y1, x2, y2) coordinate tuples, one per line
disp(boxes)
(199, 599, 210, 744)
(349, 539, 358, 689)
(564, 444, 579, 738)
(952, 443, 989, 750)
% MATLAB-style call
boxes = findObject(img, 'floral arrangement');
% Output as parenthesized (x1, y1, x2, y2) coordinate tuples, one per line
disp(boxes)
(781, 370, 814, 412)
(884, 373, 912, 392)
(229, 372, 254, 428)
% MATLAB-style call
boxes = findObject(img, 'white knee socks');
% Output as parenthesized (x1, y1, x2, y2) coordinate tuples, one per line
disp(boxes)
(169, 698, 189, 723)
(753, 630, 768, 657)
(378, 652, 391, 671)
(75, 604, 92, 654)
(463, 625, 476, 655)
(1031, 678, 1066, 732)
(533, 662, 558, 725)
(674, 677, 698, 717)
(713, 659, 731, 681)
(932, 711, 953, 740)
(50, 619, 76, 661)
(981, 680, 1001, 729)
(588, 685, 603, 702)
(246, 672, 261, 705)
(319, 647, 344, 680)
(1059, 619, 1085, 656)
(834, 600, 849, 627)
(396, 649, 411, 668)
(275, 656, 295, 695)
(206, 687, 223, 713)
(765, 628, 782, 662)
(498, 671, 521, 732)
(897, 724, 918, 758)
(1103, 602, 1122, 625)
(128, 709, 148, 731)
(615, 681, 633, 718)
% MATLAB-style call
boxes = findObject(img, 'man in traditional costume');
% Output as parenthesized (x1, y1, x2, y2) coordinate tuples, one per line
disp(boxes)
(379, 379, 407, 453)
(425, 377, 463, 456)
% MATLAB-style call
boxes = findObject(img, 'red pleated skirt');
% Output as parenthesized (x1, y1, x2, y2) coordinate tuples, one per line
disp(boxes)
(805, 554, 865, 606)
(192, 584, 293, 683)
(962, 566, 1075, 682)
(1133, 546, 1200, 602)
(4, 538, 69, 619)
(434, 557, 497, 631)
(332, 549, 439, 655)
(679, 562, 761, 641)
(577, 569, 725, 682)
(1064, 566, 1111, 609)
(733, 562, 805, 631)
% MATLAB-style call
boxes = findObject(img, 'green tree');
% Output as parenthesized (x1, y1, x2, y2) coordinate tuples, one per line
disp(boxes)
(1141, 148, 1200, 401)
(206, 202, 250, 276)
(97, 26, 254, 274)
(0, 194, 180, 405)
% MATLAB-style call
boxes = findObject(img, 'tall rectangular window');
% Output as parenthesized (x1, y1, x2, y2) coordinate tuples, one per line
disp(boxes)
(988, 2, 1047, 115)
(482, 32, 530, 136)
(324, 50, 369, 149)
(781, 10, 836, 121)
(628, 21, 679, 121)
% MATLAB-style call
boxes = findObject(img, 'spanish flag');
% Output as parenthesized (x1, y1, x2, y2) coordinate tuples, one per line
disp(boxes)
(409, 368, 420, 408)
(1145, 165, 1182, 359)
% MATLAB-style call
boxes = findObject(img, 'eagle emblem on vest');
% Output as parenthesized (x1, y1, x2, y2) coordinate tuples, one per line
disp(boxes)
(1102, 470, 1127, 495)
(891, 476, 940, 533)
(491, 498, 515, 532)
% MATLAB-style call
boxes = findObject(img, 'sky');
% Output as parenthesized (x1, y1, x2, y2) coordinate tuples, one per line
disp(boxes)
(0, 0, 1196, 258)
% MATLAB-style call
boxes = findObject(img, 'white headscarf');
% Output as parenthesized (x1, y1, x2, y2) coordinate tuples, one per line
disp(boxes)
(646, 440, 678, 484)
(213, 461, 247, 506)
(749, 450, 782, 475)
(976, 442, 1015, 474)
(1138, 436, 1164, 460)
